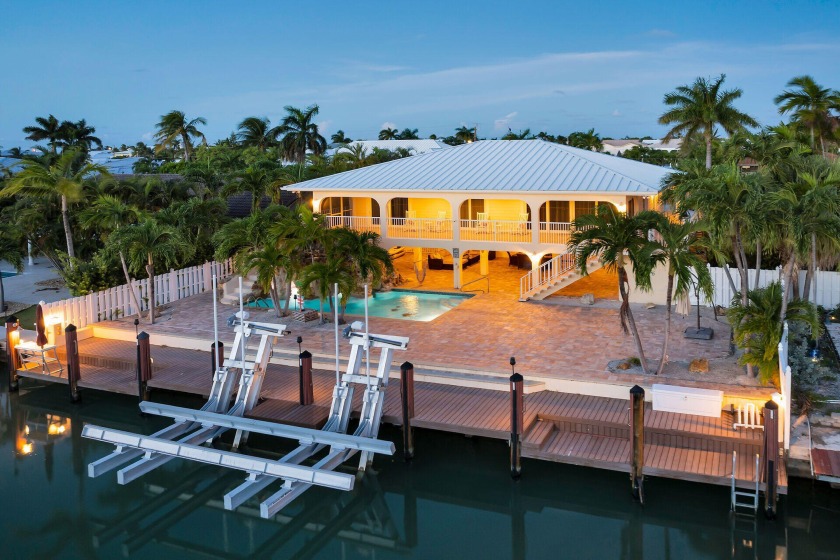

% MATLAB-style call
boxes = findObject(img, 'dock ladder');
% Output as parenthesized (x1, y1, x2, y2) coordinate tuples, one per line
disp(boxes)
(730, 450, 760, 513)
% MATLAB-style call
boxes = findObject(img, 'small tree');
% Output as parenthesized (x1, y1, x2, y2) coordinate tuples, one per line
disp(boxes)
(0, 224, 25, 313)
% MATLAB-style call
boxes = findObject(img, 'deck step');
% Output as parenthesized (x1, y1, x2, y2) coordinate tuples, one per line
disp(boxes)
(523, 419, 555, 450)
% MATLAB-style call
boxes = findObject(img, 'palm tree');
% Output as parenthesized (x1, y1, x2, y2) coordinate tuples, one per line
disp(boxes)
(57, 119, 102, 152)
(331, 130, 352, 144)
(728, 282, 820, 384)
(277, 105, 327, 164)
(645, 218, 714, 374)
(0, 224, 25, 312)
(567, 129, 602, 151)
(154, 110, 207, 162)
(110, 219, 193, 324)
(1, 150, 110, 266)
(334, 228, 394, 287)
(296, 256, 355, 324)
(23, 115, 62, 154)
(236, 117, 275, 151)
(397, 128, 419, 140)
(334, 143, 370, 169)
(774, 75, 840, 156)
(222, 167, 274, 213)
(378, 127, 399, 140)
(454, 126, 476, 143)
(567, 205, 661, 373)
(659, 74, 759, 169)
(501, 128, 533, 140)
(238, 244, 295, 318)
(78, 195, 146, 318)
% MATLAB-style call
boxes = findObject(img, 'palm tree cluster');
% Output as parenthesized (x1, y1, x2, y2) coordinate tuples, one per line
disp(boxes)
(213, 205, 393, 324)
(23, 115, 102, 155)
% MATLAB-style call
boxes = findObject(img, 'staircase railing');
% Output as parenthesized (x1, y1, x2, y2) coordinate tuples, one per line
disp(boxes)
(519, 251, 577, 301)
(461, 275, 489, 294)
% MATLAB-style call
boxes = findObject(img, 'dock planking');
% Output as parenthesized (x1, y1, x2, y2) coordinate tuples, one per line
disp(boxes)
(23, 336, 786, 493)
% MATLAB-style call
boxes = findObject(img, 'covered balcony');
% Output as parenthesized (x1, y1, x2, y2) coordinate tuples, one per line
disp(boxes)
(318, 196, 382, 234)
(458, 198, 532, 243)
(387, 197, 453, 241)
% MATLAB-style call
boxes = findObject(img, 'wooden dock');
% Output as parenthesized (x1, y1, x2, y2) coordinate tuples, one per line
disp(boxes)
(15, 336, 785, 493)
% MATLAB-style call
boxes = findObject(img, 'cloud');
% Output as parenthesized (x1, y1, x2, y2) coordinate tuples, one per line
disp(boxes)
(380, 121, 397, 131)
(494, 111, 518, 130)
(141, 131, 154, 141)
(317, 120, 332, 134)
(612, 109, 622, 117)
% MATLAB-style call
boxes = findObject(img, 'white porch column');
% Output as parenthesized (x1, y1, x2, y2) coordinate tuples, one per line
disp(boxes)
(480, 250, 489, 276)
(453, 247, 462, 289)
(375, 196, 389, 238)
(531, 205, 541, 245)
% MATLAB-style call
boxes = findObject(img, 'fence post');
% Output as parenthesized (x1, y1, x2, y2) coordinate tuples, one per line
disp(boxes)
(763, 399, 779, 519)
(65, 324, 82, 402)
(203, 262, 213, 291)
(137, 332, 152, 404)
(400, 361, 415, 460)
(5, 316, 20, 391)
(509, 371, 524, 479)
(630, 385, 645, 503)
(299, 350, 313, 405)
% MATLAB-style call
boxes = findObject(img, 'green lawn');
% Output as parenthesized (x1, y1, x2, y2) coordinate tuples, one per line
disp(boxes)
(10, 305, 37, 329)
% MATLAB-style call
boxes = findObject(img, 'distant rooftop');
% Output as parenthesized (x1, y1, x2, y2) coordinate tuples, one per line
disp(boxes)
(327, 139, 451, 157)
(287, 140, 672, 194)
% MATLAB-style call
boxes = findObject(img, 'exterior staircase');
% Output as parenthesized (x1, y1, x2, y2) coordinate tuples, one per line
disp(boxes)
(219, 269, 263, 305)
(518, 251, 601, 301)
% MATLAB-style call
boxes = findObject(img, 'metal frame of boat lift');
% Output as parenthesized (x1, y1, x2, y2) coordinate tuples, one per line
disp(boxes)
(83, 279, 409, 518)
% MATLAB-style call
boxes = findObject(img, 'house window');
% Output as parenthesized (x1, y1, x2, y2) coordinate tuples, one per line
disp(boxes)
(459, 199, 485, 220)
(390, 197, 409, 219)
(321, 197, 352, 216)
(575, 201, 596, 217)
(539, 201, 570, 223)
(627, 198, 635, 216)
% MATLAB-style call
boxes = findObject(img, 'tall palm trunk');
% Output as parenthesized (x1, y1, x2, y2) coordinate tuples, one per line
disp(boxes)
(656, 272, 675, 375)
(704, 130, 713, 170)
(753, 240, 762, 291)
(120, 251, 144, 320)
(281, 279, 293, 316)
(146, 255, 156, 325)
(0, 275, 6, 312)
(779, 255, 796, 327)
(181, 132, 192, 162)
(61, 194, 75, 265)
(802, 232, 816, 303)
(618, 265, 649, 373)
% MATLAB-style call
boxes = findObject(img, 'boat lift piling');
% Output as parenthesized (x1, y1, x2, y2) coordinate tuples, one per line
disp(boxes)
(210, 341, 223, 381)
(509, 357, 523, 479)
(137, 332, 152, 404)
(763, 399, 779, 519)
(300, 350, 314, 406)
(65, 324, 81, 402)
(400, 361, 415, 460)
(630, 385, 645, 504)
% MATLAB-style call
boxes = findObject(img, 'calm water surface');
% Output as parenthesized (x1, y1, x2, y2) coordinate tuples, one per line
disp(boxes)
(1, 382, 839, 560)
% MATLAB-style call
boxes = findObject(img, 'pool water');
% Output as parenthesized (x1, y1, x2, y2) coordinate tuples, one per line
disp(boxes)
(0, 271, 17, 278)
(250, 290, 471, 321)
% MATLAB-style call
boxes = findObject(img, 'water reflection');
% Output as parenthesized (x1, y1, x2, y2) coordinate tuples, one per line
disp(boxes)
(1, 383, 839, 559)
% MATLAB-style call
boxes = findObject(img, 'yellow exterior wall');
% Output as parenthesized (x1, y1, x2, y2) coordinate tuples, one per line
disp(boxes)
(484, 199, 529, 221)
(408, 198, 450, 218)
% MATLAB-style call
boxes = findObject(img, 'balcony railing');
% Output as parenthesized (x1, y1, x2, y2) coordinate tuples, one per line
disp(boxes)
(459, 219, 532, 243)
(388, 218, 453, 240)
(325, 215, 381, 233)
(539, 221, 572, 245)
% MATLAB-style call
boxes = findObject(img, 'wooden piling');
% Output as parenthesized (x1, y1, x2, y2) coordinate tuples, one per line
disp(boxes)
(629, 385, 645, 503)
(65, 324, 81, 402)
(400, 361, 415, 460)
(510, 372, 524, 479)
(299, 350, 313, 405)
(763, 399, 779, 519)
(211, 341, 224, 380)
(5, 316, 19, 391)
(137, 332, 152, 403)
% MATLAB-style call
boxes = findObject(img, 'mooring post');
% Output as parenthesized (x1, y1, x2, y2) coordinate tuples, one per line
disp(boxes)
(763, 399, 779, 519)
(400, 361, 415, 460)
(299, 350, 313, 405)
(65, 324, 81, 402)
(630, 385, 645, 503)
(5, 315, 20, 391)
(211, 340, 224, 380)
(510, 368, 524, 479)
(137, 332, 152, 404)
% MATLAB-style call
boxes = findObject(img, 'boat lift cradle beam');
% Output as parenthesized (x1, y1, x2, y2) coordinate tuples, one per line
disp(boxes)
(86, 320, 287, 479)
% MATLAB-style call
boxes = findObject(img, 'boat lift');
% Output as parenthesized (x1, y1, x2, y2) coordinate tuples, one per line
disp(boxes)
(84, 280, 408, 517)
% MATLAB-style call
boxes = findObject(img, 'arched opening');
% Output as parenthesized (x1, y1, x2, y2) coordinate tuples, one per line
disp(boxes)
(459, 199, 532, 242)
(387, 197, 452, 240)
(319, 196, 381, 233)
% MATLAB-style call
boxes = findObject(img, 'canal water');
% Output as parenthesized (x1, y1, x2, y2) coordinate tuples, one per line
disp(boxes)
(1, 383, 838, 560)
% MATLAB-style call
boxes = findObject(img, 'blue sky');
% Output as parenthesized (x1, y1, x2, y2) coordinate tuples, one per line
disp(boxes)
(1, 0, 839, 148)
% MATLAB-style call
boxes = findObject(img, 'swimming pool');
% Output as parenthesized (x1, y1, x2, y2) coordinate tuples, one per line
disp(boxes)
(0, 271, 17, 278)
(250, 289, 471, 321)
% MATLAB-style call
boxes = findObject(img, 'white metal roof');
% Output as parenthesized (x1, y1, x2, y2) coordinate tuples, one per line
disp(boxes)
(326, 139, 451, 156)
(288, 140, 671, 194)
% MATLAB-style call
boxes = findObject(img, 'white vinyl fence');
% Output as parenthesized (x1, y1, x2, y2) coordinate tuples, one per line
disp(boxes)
(695, 265, 840, 309)
(41, 260, 232, 329)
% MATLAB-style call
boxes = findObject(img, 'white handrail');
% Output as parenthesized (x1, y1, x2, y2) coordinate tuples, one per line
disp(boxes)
(459, 219, 531, 242)
(519, 251, 577, 300)
(324, 215, 381, 233)
(388, 217, 453, 240)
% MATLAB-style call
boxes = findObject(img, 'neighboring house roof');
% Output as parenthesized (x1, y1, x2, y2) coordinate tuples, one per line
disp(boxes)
(602, 139, 642, 148)
(326, 139, 451, 157)
(226, 191, 299, 218)
(286, 140, 671, 194)
(111, 173, 184, 182)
